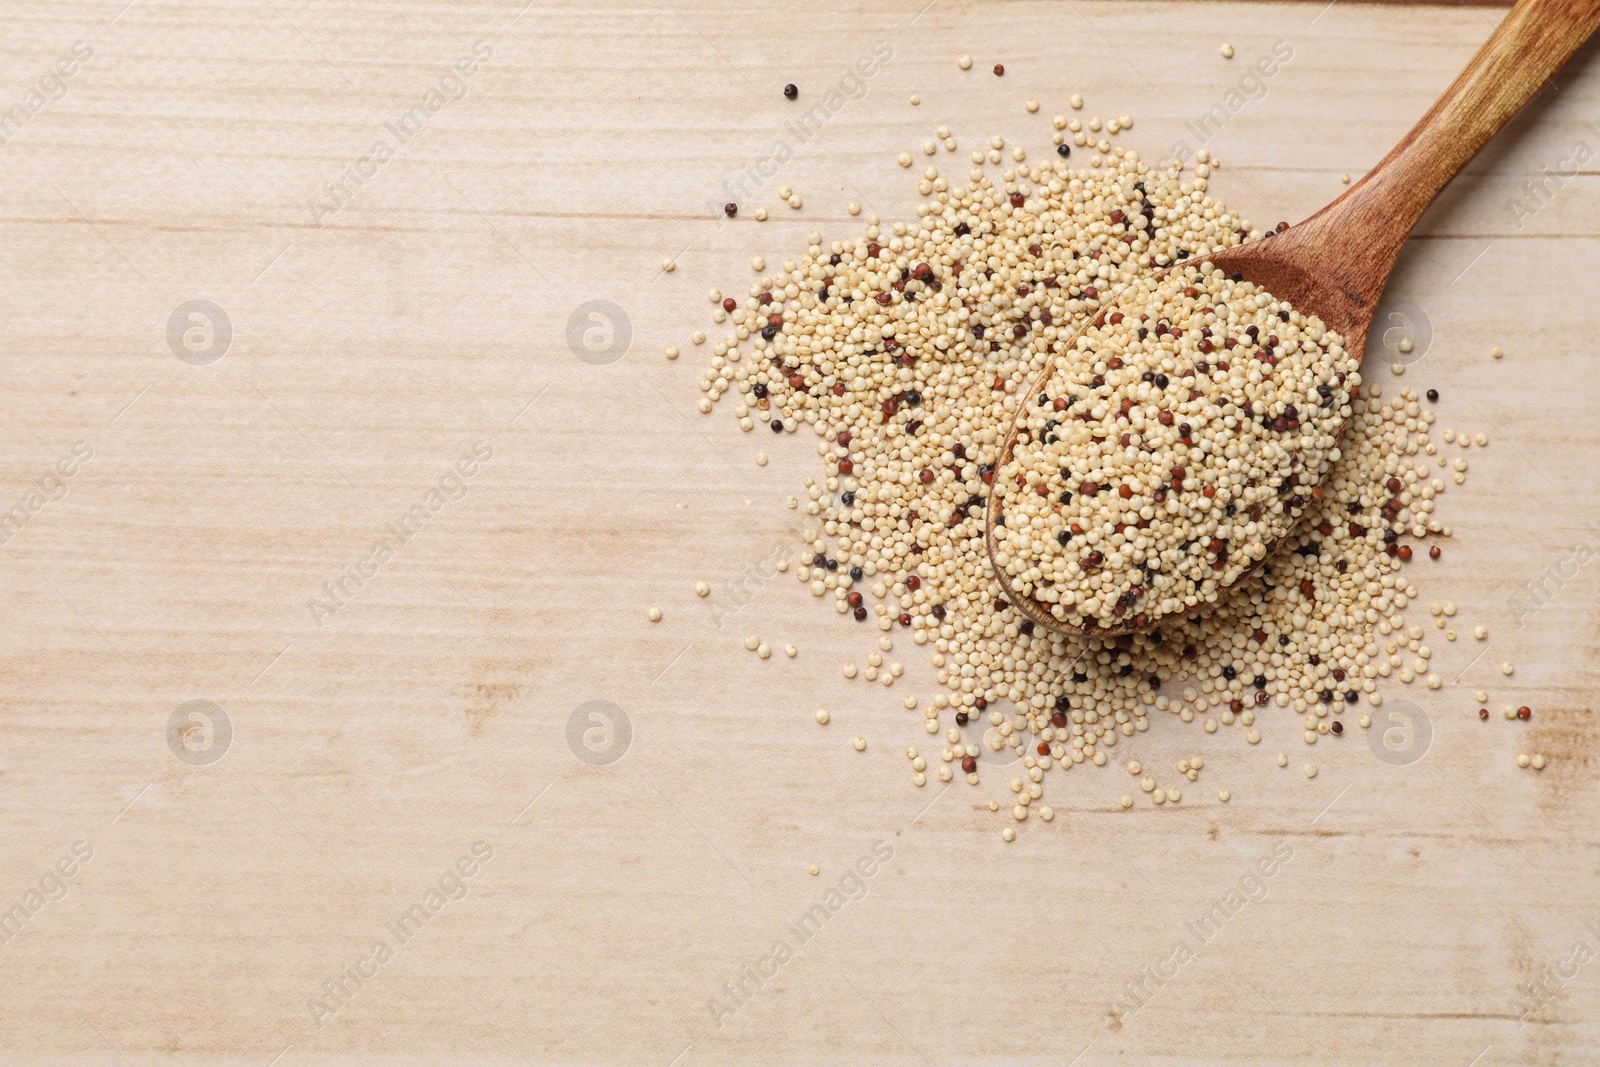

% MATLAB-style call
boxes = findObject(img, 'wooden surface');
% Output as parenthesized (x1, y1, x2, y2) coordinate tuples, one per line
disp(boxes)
(2, 2, 1598, 1064)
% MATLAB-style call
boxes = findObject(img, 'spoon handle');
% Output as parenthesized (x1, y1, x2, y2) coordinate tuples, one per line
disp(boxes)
(1312, 0, 1600, 282)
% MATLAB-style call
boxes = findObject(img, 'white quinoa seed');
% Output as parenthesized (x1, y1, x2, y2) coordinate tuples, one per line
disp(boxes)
(853, 736, 867, 751)
(815, 709, 830, 724)
(1220, 43, 1235, 58)
(647, 607, 662, 622)
(957, 54, 972, 70)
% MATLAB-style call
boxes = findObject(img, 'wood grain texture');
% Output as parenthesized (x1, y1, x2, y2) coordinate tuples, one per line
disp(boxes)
(0, 1, 1598, 1065)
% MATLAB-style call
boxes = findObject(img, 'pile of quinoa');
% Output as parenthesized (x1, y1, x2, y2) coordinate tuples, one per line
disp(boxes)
(994, 267, 1358, 633)
(690, 117, 1480, 821)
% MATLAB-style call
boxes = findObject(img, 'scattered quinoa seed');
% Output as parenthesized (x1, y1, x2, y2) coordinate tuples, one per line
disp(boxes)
(692, 107, 1478, 835)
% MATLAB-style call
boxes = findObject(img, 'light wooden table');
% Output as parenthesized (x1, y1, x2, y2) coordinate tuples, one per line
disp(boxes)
(2, 1, 1598, 1064)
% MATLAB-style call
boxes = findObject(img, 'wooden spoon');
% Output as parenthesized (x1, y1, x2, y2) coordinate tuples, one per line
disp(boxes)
(988, 0, 1600, 639)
